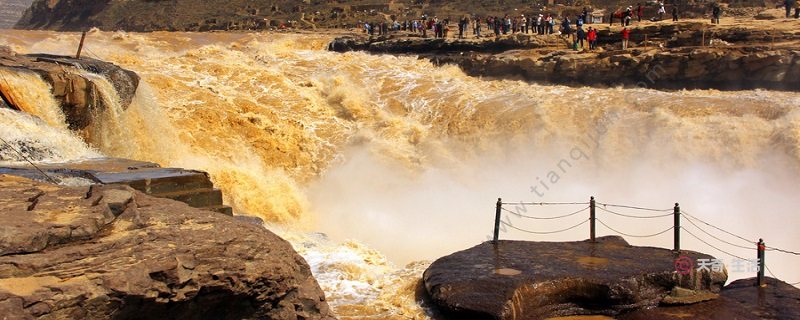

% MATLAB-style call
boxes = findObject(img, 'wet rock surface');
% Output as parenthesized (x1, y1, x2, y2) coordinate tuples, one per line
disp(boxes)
(423, 236, 726, 319)
(0, 174, 334, 319)
(620, 277, 800, 319)
(439, 47, 800, 91)
(0, 49, 140, 130)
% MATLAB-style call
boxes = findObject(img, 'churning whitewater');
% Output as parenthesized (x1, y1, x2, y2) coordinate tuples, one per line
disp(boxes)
(2, 30, 799, 318)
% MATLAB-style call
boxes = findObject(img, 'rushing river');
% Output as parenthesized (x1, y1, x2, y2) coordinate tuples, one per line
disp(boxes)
(1, 29, 799, 318)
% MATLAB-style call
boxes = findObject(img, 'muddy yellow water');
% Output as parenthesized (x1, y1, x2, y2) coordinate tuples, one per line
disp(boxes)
(2, 29, 799, 318)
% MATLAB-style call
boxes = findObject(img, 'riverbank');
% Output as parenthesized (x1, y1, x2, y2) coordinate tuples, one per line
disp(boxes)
(329, 17, 800, 90)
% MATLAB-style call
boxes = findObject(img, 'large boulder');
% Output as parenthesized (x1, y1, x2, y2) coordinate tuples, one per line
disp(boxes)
(0, 174, 334, 319)
(423, 236, 726, 319)
(0, 50, 139, 130)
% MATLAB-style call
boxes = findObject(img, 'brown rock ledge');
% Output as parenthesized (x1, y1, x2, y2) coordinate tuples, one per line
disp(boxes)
(0, 174, 335, 319)
(423, 236, 726, 319)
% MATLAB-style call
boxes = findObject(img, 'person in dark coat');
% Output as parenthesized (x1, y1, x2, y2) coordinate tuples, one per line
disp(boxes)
(576, 26, 586, 49)
(672, 5, 679, 21)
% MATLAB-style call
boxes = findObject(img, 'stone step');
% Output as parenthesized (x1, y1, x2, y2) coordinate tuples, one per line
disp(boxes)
(153, 188, 223, 209)
(91, 169, 213, 195)
(206, 205, 234, 216)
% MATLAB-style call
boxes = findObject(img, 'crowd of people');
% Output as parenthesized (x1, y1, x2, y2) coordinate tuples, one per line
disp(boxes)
(359, 2, 798, 51)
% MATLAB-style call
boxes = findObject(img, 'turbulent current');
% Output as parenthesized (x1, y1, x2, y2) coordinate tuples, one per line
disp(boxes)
(2, 30, 800, 318)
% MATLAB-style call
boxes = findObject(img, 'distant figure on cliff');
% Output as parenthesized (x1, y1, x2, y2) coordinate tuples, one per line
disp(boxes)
(522, 15, 529, 33)
(588, 27, 598, 50)
(712, 4, 722, 24)
(658, 2, 666, 20)
(621, 27, 630, 49)
(637, 3, 644, 22)
(561, 16, 572, 39)
(672, 5, 679, 21)
(583, 8, 590, 24)
(795, 0, 799, 18)
(576, 26, 586, 49)
(785, 0, 793, 18)
(625, 6, 633, 26)
(610, 9, 616, 26)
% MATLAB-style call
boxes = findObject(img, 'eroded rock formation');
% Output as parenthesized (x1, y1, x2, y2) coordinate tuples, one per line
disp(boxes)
(423, 236, 727, 319)
(0, 174, 334, 319)
(0, 48, 139, 130)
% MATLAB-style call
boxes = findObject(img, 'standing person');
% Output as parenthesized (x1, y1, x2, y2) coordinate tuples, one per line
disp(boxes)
(625, 6, 633, 26)
(620, 8, 626, 26)
(537, 14, 544, 34)
(785, 0, 792, 18)
(672, 5, 679, 21)
(795, 0, 799, 18)
(610, 9, 616, 26)
(622, 27, 630, 49)
(522, 15, 528, 33)
(588, 27, 598, 50)
(583, 7, 590, 24)
(712, 3, 722, 24)
(576, 26, 586, 49)
(637, 3, 644, 22)
(561, 16, 573, 47)
(658, 2, 666, 20)
(475, 16, 482, 37)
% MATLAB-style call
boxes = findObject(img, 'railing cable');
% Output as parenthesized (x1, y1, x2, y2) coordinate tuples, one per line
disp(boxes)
(501, 206, 589, 220)
(682, 226, 754, 262)
(500, 218, 589, 235)
(596, 219, 674, 238)
(0, 136, 59, 184)
(597, 206, 673, 219)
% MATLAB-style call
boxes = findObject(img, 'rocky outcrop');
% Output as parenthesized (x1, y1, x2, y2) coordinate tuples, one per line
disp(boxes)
(0, 50, 140, 130)
(423, 236, 727, 319)
(329, 33, 550, 54)
(434, 47, 800, 90)
(621, 277, 800, 319)
(328, 21, 800, 90)
(0, 174, 334, 319)
(0, 157, 233, 215)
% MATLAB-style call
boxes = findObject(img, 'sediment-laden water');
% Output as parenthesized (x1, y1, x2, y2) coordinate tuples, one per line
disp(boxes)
(2, 30, 799, 318)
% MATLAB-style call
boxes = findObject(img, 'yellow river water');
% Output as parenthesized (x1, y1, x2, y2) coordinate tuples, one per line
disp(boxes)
(1, 29, 799, 318)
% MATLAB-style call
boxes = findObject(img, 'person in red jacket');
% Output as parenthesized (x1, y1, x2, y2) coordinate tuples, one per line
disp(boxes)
(587, 27, 598, 50)
(622, 27, 630, 49)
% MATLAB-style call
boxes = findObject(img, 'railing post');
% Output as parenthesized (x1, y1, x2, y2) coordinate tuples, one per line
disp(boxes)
(590, 196, 596, 242)
(674, 203, 680, 252)
(75, 31, 87, 59)
(493, 198, 502, 243)
(757, 238, 765, 287)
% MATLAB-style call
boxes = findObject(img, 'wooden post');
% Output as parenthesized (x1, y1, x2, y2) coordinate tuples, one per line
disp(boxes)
(673, 203, 680, 252)
(75, 31, 87, 59)
(757, 239, 766, 287)
(590, 196, 596, 242)
(493, 198, 502, 243)
(701, 29, 705, 47)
